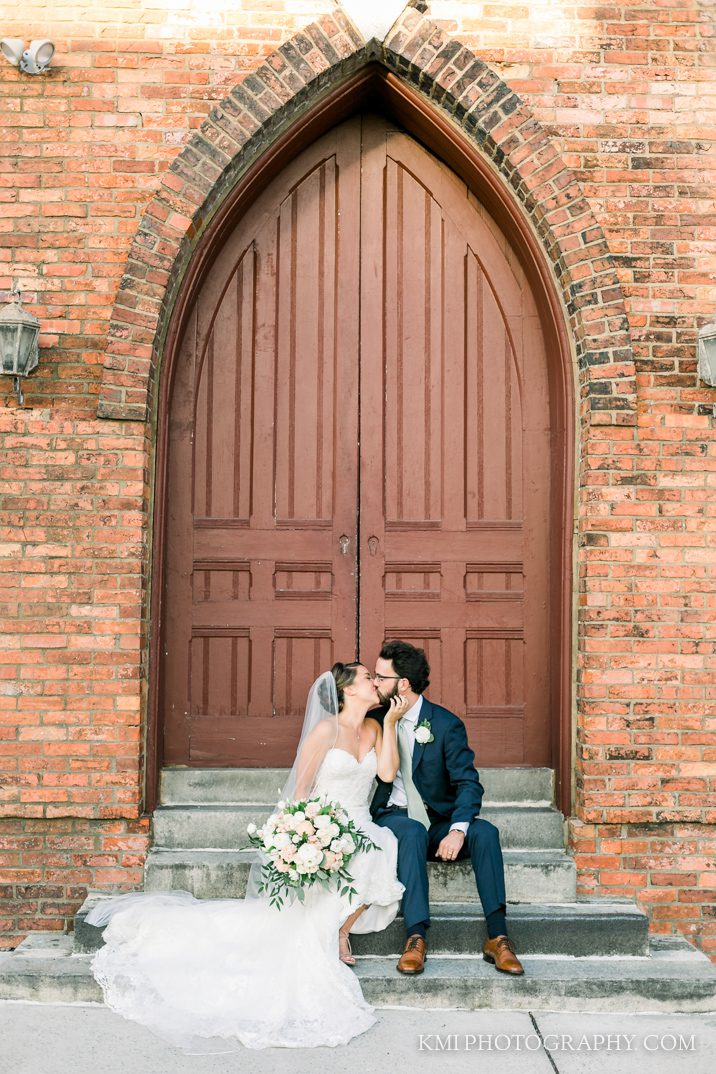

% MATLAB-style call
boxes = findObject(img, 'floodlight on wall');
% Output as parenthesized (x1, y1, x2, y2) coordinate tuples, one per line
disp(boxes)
(0, 38, 54, 74)
(697, 314, 716, 388)
(0, 288, 40, 406)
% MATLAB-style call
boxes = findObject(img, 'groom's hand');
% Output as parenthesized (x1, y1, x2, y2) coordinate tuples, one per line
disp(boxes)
(435, 830, 465, 862)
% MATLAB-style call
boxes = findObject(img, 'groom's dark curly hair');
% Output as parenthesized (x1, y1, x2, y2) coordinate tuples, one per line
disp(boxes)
(379, 640, 430, 695)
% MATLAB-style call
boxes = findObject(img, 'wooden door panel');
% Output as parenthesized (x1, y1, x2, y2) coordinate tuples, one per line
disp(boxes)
(163, 122, 361, 765)
(190, 632, 250, 717)
(272, 634, 335, 717)
(162, 114, 555, 769)
(274, 159, 339, 525)
(358, 117, 551, 765)
(465, 249, 525, 523)
(193, 245, 255, 522)
(382, 156, 444, 525)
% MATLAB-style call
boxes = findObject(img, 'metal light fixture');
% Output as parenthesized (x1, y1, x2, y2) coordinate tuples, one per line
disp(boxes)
(0, 38, 54, 74)
(697, 314, 716, 388)
(0, 288, 40, 405)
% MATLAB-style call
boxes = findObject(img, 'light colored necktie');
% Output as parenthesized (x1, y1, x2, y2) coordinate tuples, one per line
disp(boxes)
(397, 721, 430, 830)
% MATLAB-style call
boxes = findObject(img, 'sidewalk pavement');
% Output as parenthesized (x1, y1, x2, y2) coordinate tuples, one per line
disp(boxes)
(1, 1002, 715, 1074)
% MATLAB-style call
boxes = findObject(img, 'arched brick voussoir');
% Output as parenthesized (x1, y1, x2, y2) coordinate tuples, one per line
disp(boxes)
(381, 9, 636, 426)
(98, 8, 369, 422)
(98, 5, 636, 426)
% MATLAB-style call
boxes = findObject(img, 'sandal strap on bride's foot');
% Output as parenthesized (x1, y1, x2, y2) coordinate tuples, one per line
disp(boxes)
(339, 930, 356, 965)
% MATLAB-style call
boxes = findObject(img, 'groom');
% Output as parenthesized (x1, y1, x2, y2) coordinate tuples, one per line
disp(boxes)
(370, 640, 524, 977)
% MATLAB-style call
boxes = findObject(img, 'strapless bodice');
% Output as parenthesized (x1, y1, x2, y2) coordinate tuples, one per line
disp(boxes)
(312, 747, 377, 816)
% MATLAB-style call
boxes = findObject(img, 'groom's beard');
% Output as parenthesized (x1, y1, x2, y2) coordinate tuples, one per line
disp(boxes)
(376, 683, 399, 706)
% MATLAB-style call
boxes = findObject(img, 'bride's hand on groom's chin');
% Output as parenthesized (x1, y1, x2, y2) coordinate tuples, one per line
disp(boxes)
(384, 695, 409, 724)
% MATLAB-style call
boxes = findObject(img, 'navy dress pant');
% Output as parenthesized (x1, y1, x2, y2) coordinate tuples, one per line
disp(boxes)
(374, 806, 507, 933)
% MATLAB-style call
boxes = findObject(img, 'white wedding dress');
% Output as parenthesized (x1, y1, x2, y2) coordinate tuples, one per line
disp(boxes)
(86, 747, 404, 1053)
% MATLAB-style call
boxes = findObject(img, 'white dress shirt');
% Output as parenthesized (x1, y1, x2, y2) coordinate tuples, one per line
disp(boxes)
(387, 695, 468, 837)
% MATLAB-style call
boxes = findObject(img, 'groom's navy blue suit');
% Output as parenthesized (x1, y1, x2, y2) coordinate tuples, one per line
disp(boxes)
(370, 697, 507, 934)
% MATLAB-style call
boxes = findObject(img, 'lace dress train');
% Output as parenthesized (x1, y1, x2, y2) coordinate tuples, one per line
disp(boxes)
(86, 748, 403, 1052)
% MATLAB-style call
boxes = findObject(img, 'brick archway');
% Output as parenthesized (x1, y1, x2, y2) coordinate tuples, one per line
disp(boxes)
(98, 6, 636, 428)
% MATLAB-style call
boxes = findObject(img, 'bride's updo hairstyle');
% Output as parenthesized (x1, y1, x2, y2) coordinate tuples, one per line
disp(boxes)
(318, 661, 361, 713)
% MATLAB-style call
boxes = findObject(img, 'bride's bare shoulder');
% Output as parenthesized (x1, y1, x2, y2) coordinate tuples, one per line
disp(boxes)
(364, 717, 382, 743)
(302, 720, 336, 746)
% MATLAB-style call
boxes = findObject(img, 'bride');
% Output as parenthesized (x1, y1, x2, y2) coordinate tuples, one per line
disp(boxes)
(85, 663, 407, 1053)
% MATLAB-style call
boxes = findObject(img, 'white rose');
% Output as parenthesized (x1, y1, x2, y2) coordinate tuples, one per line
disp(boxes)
(272, 832, 291, 850)
(313, 814, 331, 829)
(295, 843, 323, 874)
(414, 725, 431, 745)
(246, 823, 257, 836)
(305, 801, 321, 818)
(292, 810, 305, 824)
(340, 834, 355, 855)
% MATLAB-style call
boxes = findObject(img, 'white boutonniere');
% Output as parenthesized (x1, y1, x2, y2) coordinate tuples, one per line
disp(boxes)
(414, 719, 434, 745)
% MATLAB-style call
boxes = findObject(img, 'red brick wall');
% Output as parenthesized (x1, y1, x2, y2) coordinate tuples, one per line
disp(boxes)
(1, 1, 714, 956)
(0, 411, 150, 943)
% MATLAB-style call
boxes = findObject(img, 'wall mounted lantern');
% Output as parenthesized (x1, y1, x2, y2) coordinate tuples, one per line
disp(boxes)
(0, 38, 55, 74)
(0, 289, 40, 405)
(697, 314, 716, 388)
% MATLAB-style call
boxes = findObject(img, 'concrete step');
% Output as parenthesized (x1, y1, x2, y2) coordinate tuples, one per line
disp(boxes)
(151, 803, 566, 851)
(353, 937, 716, 1013)
(3, 933, 714, 1014)
(160, 766, 555, 806)
(354, 900, 649, 958)
(72, 892, 649, 958)
(142, 846, 577, 903)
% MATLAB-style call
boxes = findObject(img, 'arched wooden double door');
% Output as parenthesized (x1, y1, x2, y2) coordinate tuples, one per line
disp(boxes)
(161, 114, 554, 768)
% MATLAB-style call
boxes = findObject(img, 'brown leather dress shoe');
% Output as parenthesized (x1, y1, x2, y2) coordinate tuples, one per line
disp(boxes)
(397, 934, 427, 975)
(482, 935, 524, 975)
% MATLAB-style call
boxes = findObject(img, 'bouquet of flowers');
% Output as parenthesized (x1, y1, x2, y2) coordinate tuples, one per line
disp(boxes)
(247, 797, 378, 909)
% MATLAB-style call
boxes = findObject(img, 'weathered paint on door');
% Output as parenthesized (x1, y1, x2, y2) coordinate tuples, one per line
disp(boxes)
(162, 115, 553, 767)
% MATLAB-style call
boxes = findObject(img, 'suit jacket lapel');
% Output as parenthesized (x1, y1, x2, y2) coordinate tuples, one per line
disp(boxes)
(412, 698, 432, 776)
